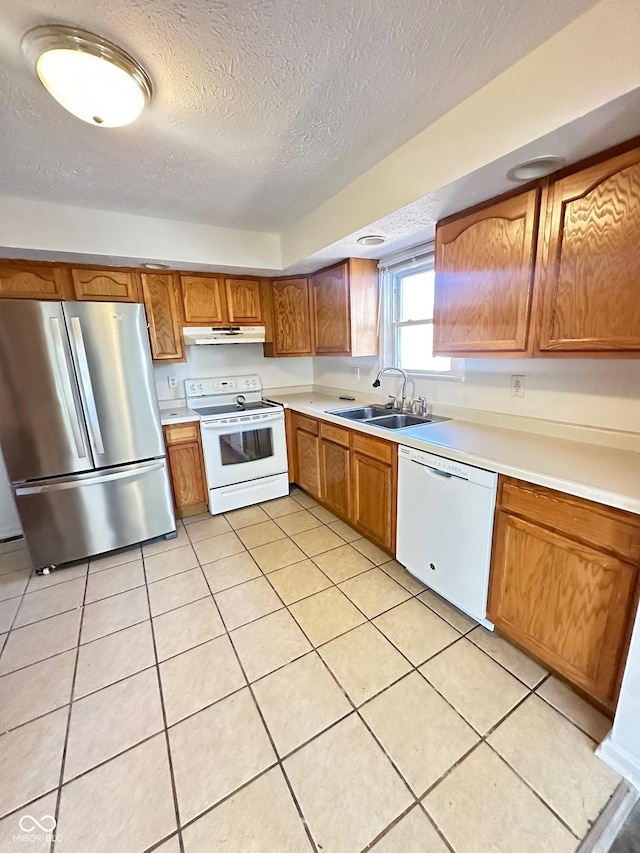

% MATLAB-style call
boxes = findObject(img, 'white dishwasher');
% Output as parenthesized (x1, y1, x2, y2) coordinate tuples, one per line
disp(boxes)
(396, 445, 497, 628)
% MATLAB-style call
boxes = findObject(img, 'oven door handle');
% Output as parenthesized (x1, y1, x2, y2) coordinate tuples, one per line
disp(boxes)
(200, 412, 284, 429)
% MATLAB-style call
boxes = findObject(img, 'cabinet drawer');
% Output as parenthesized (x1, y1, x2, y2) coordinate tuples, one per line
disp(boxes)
(164, 423, 200, 444)
(294, 414, 319, 436)
(499, 478, 640, 564)
(320, 422, 350, 447)
(351, 432, 394, 464)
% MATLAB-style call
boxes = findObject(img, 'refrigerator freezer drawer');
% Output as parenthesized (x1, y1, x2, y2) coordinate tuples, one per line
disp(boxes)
(15, 459, 175, 569)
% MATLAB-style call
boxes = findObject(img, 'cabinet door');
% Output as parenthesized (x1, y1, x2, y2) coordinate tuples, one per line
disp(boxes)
(433, 189, 539, 354)
(224, 278, 262, 324)
(139, 273, 185, 361)
(181, 275, 226, 324)
(71, 269, 138, 302)
(165, 437, 208, 514)
(271, 278, 313, 355)
(350, 450, 395, 552)
(310, 262, 351, 354)
(537, 146, 640, 352)
(320, 438, 350, 518)
(488, 512, 637, 708)
(295, 429, 320, 498)
(0, 263, 70, 300)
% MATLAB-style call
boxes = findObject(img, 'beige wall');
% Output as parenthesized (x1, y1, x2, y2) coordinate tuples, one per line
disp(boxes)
(312, 355, 640, 434)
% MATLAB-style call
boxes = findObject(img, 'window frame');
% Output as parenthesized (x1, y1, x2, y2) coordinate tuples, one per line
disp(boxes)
(380, 252, 464, 381)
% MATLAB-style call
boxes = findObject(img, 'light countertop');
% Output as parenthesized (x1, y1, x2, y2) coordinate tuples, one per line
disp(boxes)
(266, 391, 640, 516)
(159, 405, 200, 426)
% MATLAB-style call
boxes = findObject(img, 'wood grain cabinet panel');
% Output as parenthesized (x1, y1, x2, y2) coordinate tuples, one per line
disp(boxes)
(139, 272, 185, 362)
(268, 278, 313, 356)
(433, 188, 540, 355)
(350, 449, 396, 552)
(488, 477, 640, 711)
(537, 145, 640, 352)
(224, 278, 262, 324)
(295, 428, 320, 499)
(0, 263, 71, 300)
(71, 269, 138, 302)
(163, 426, 208, 516)
(311, 262, 351, 354)
(320, 433, 351, 518)
(181, 275, 226, 324)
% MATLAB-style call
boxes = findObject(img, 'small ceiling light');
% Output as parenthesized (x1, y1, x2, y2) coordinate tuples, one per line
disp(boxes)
(21, 25, 152, 127)
(507, 156, 565, 182)
(141, 263, 169, 269)
(357, 235, 386, 246)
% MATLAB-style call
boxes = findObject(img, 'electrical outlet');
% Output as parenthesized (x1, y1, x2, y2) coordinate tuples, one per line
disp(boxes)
(168, 376, 178, 390)
(350, 367, 360, 381)
(510, 375, 525, 398)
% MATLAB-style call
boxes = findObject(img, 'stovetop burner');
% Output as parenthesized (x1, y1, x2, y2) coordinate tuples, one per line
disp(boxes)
(193, 401, 279, 418)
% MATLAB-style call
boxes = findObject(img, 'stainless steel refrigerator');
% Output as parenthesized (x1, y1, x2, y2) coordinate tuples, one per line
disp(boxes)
(0, 300, 176, 570)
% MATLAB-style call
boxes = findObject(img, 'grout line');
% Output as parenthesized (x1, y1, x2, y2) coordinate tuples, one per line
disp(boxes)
(484, 740, 581, 841)
(140, 551, 186, 853)
(49, 561, 89, 853)
(198, 567, 317, 852)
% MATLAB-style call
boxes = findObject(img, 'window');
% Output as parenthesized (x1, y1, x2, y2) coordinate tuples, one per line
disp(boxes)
(380, 249, 462, 379)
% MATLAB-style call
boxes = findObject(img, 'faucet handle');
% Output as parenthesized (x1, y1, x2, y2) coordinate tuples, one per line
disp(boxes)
(417, 396, 428, 415)
(386, 395, 397, 410)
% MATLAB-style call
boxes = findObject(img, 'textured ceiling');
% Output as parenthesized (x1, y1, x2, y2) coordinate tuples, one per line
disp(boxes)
(0, 0, 599, 232)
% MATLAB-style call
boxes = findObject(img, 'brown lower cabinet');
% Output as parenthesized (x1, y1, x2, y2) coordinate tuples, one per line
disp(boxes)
(488, 477, 640, 712)
(289, 412, 397, 552)
(163, 423, 208, 518)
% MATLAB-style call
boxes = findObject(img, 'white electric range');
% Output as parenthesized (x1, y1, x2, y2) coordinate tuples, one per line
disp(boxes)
(185, 375, 289, 514)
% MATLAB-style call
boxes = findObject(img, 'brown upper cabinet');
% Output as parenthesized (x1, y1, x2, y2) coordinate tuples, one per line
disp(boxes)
(179, 274, 262, 326)
(224, 278, 262, 324)
(264, 277, 314, 357)
(70, 268, 138, 302)
(434, 139, 640, 358)
(310, 259, 379, 357)
(433, 189, 540, 356)
(181, 275, 225, 324)
(0, 262, 72, 300)
(138, 272, 185, 362)
(536, 144, 640, 353)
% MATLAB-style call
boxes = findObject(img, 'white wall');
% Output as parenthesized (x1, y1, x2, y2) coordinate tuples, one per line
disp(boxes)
(154, 344, 313, 402)
(312, 355, 640, 434)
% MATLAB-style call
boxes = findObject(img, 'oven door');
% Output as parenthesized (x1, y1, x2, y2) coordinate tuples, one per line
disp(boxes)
(199, 411, 287, 488)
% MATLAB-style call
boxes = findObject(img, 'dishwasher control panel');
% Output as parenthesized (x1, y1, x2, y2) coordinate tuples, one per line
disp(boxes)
(398, 446, 495, 486)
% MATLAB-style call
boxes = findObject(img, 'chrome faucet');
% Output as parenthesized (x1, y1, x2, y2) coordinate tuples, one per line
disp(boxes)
(373, 367, 409, 412)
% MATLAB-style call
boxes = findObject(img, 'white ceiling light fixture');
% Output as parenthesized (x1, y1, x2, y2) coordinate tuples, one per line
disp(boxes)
(141, 263, 169, 269)
(506, 155, 565, 182)
(21, 25, 152, 127)
(357, 235, 386, 246)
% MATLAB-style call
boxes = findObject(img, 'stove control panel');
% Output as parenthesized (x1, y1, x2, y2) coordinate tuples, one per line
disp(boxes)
(185, 375, 261, 397)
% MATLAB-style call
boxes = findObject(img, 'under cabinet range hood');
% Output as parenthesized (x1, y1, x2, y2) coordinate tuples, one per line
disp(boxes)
(183, 326, 266, 345)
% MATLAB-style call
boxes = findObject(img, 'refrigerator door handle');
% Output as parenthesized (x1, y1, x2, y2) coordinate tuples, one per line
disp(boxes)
(49, 318, 88, 460)
(70, 317, 105, 455)
(15, 460, 165, 495)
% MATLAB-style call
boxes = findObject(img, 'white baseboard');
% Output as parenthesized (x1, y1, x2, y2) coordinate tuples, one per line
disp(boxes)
(598, 735, 640, 792)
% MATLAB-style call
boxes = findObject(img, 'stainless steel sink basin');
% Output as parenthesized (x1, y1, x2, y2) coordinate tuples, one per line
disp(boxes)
(366, 414, 429, 429)
(328, 406, 389, 420)
(329, 405, 450, 430)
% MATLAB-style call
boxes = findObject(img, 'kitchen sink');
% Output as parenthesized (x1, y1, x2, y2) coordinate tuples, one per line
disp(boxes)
(328, 406, 389, 420)
(329, 406, 450, 430)
(366, 414, 432, 429)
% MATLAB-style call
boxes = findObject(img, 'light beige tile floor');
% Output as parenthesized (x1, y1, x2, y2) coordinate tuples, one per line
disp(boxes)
(0, 492, 619, 852)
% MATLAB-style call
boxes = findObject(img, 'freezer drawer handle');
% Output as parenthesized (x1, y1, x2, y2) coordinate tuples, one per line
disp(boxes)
(70, 317, 105, 455)
(15, 461, 165, 495)
(49, 318, 87, 460)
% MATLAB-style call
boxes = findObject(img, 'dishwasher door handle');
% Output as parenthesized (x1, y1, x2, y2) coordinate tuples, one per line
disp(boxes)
(411, 459, 454, 479)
